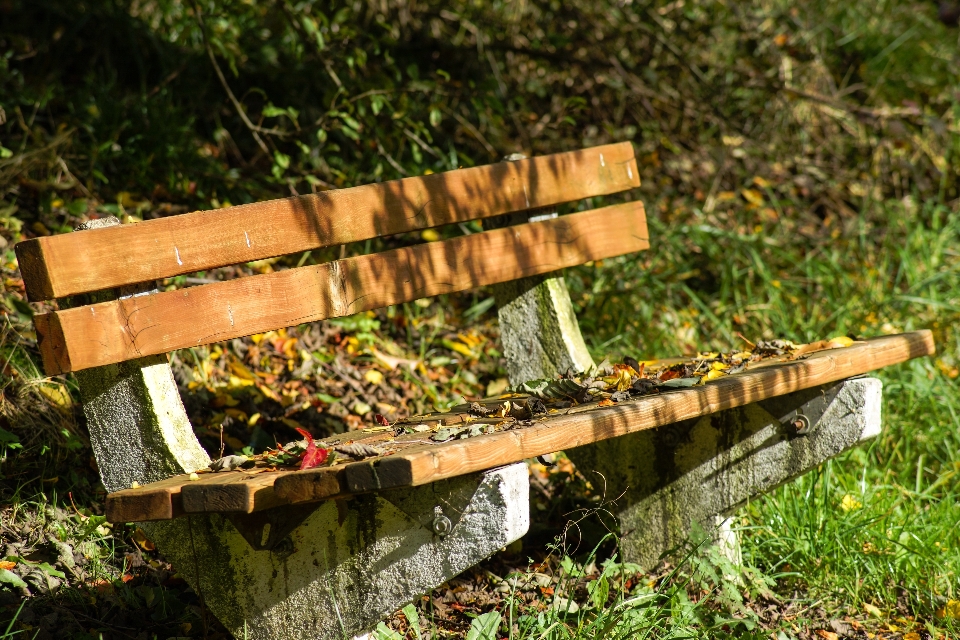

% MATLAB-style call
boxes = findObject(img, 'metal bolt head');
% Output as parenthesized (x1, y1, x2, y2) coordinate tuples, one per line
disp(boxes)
(432, 514, 452, 537)
(792, 413, 811, 434)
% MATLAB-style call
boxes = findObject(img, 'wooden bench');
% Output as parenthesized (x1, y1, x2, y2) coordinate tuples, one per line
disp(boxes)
(16, 142, 934, 640)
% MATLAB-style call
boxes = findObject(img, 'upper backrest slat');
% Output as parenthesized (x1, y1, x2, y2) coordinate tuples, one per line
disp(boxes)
(34, 201, 647, 374)
(16, 142, 638, 301)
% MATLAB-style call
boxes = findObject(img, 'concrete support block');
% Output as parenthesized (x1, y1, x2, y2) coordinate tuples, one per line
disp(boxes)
(565, 378, 882, 569)
(143, 463, 528, 640)
(492, 274, 595, 384)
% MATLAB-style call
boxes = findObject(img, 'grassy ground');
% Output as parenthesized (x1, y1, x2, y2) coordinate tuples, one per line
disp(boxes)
(2, 0, 960, 638)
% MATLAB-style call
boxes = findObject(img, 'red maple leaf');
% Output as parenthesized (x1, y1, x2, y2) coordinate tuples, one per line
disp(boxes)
(295, 427, 328, 470)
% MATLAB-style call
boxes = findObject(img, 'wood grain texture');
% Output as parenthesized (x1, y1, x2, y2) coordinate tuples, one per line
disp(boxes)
(104, 332, 934, 521)
(15, 143, 639, 301)
(34, 202, 649, 374)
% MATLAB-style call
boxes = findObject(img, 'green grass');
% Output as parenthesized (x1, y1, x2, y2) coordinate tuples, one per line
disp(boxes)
(568, 199, 960, 635)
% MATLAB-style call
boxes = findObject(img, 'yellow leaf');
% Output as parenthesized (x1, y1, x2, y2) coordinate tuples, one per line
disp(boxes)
(364, 369, 384, 385)
(132, 527, 156, 551)
(224, 435, 245, 450)
(741, 189, 764, 206)
(0, 561, 15, 571)
(701, 369, 725, 382)
(840, 494, 862, 512)
(752, 176, 771, 188)
(248, 412, 261, 426)
(257, 384, 282, 403)
(903, 633, 921, 640)
(710, 361, 729, 371)
(227, 375, 255, 389)
(37, 383, 72, 409)
(863, 603, 882, 617)
(421, 229, 440, 242)
(213, 393, 240, 407)
(443, 339, 474, 358)
(486, 377, 510, 397)
(826, 336, 855, 348)
(227, 359, 257, 380)
(602, 369, 634, 391)
(938, 599, 960, 619)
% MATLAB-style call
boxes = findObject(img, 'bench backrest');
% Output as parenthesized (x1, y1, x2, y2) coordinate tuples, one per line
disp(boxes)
(17, 142, 646, 375)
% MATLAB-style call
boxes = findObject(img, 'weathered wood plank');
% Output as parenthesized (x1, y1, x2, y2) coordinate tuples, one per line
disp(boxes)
(15, 143, 639, 301)
(34, 202, 649, 374)
(276, 331, 933, 500)
(104, 332, 934, 522)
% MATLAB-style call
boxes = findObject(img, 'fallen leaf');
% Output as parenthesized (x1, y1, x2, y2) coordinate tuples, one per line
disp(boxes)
(863, 603, 882, 617)
(937, 599, 960, 618)
(814, 631, 838, 640)
(660, 377, 699, 388)
(132, 528, 156, 551)
(375, 414, 390, 426)
(700, 369, 725, 383)
(37, 383, 72, 409)
(364, 369, 384, 385)
(741, 188, 764, 206)
(369, 346, 421, 371)
(597, 399, 615, 407)
(295, 427, 328, 469)
(0, 561, 15, 571)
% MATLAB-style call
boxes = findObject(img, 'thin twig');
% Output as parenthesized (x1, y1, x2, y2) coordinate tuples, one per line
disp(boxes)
(403, 128, 442, 158)
(193, 4, 270, 154)
(441, 105, 497, 157)
(376, 140, 409, 176)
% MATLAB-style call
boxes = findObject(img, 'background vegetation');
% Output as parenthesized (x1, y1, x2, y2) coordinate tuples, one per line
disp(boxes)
(0, 0, 958, 638)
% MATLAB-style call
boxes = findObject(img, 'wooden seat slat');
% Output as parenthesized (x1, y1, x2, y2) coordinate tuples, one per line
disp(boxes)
(34, 201, 648, 374)
(16, 142, 639, 301)
(103, 331, 934, 523)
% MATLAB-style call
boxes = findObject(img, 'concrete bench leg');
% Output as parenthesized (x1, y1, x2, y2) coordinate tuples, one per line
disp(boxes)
(564, 378, 882, 569)
(78, 355, 529, 640)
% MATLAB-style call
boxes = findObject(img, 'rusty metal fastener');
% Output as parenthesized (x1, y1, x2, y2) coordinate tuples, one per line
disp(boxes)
(792, 414, 811, 434)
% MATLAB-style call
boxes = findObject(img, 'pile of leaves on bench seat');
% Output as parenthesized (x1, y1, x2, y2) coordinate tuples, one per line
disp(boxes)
(200, 335, 857, 474)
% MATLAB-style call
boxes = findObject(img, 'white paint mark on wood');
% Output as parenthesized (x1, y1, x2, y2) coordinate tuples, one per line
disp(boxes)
(227, 303, 234, 327)
(522, 184, 530, 208)
(329, 261, 348, 316)
(244, 231, 251, 248)
(599, 153, 605, 167)
(175, 247, 183, 266)
(627, 165, 633, 180)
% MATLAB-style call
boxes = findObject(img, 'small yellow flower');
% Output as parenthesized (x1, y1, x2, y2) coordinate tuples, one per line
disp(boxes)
(840, 494, 862, 512)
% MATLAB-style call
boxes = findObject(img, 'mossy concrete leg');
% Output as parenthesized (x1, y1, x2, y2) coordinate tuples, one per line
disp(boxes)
(144, 464, 528, 640)
(564, 378, 882, 569)
(76, 356, 211, 492)
(492, 274, 595, 383)
(80, 352, 529, 639)
(74, 219, 530, 639)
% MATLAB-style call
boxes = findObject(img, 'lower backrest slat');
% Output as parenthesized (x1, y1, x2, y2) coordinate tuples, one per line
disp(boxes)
(35, 201, 648, 374)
